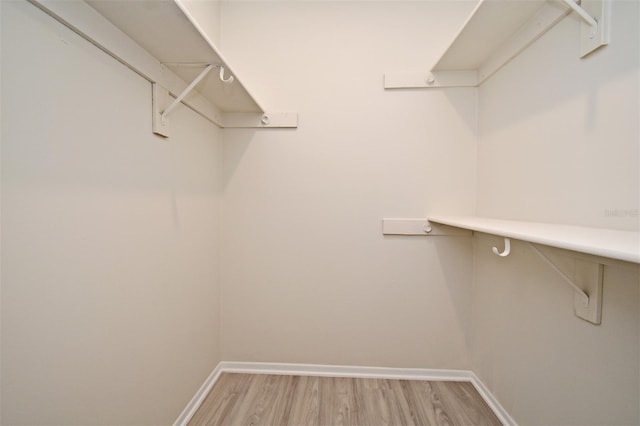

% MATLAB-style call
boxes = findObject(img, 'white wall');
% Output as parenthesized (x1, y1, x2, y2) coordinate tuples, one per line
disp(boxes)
(476, 1, 639, 231)
(1, 1, 222, 424)
(218, 1, 479, 369)
(473, 1, 640, 424)
(3, 0, 638, 424)
(181, 0, 221, 47)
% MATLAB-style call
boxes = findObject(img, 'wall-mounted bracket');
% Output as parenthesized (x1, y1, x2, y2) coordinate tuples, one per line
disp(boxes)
(566, 0, 610, 58)
(384, 71, 477, 89)
(530, 244, 604, 324)
(161, 64, 213, 122)
(152, 83, 171, 138)
(153, 64, 214, 137)
(382, 219, 472, 236)
(221, 112, 299, 128)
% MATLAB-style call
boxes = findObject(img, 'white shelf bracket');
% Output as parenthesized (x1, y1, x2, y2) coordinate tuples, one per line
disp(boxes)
(161, 64, 214, 123)
(384, 71, 477, 89)
(530, 243, 603, 324)
(560, 0, 610, 57)
(561, 0, 598, 34)
(152, 64, 214, 137)
(221, 112, 299, 128)
(381, 219, 471, 236)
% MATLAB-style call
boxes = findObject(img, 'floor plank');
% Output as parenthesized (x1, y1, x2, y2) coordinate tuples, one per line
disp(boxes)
(188, 373, 252, 426)
(188, 373, 502, 426)
(288, 375, 320, 426)
(318, 377, 358, 426)
(432, 381, 500, 426)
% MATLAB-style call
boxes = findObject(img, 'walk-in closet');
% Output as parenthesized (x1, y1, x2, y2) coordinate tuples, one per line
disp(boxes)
(1, 0, 638, 424)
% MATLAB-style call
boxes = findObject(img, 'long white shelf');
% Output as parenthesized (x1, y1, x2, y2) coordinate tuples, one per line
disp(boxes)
(29, 0, 297, 129)
(384, 0, 608, 89)
(86, 0, 261, 113)
(428, 216, 640, 264)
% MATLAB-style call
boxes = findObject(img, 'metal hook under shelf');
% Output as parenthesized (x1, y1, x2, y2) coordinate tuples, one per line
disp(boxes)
(489, 237, 601, 324)
(492, 237, 511, 257)
(158, 62, 234, 125)
(216, 65, 234, 84)
(490, 237, 590, 307)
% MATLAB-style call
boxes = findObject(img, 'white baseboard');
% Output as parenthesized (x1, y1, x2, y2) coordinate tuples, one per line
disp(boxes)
(218, 361, 475, 382)
(175, 361, 515, 426)
(469, 371, 517, 426)
(173, 363, 224, 426)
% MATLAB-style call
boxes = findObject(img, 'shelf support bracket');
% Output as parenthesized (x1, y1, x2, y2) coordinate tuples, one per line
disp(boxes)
(152, 64, 214, 137)
(530, 244, 603, 324)
(161, 64, 214, 123)
(559, 0, 610, 57)
(381, 219, 472, 236)
(561, 0, 598, 33)
(384, 71, 477, 89)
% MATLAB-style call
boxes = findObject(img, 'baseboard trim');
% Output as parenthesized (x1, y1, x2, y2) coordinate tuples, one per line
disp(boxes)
(173, 363, 223, 426)
(218, 361, 475, 381)
(469, 372, 517, 426)
(174, 361, 516, 426)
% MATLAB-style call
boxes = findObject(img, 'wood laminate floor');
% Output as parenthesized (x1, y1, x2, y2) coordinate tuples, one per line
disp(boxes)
(188, 373, 502, 426)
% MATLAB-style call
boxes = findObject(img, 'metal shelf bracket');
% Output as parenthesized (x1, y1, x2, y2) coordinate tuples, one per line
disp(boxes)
(153, 64, 214, 137)
(561, 0, 598, 34)
(530, 243, 604, 325)
(381, 219, 472, 236)
(560, 0, 610, 57)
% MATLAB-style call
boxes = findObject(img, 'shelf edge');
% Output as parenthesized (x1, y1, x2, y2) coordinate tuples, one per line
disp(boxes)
(428, 216, 640, 264)
(428, 1, 571, 87)
(173, 0, 266, 112)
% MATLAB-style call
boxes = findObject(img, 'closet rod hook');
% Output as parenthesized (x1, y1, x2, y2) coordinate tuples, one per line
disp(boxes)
(216, 65, 234, 84)
(492, 237, 511, 257)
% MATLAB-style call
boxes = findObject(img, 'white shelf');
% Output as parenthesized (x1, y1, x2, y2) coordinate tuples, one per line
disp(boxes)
(432, 0, 557, 81)
(86, 0, 261, 114)
(29, 0, 297, 129)
(384, 0, 608, 89)
(428, 216, 640, 264)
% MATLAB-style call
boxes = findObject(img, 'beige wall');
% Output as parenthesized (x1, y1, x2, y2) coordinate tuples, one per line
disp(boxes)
(474, 0, 640, 424)
(3, 0, 639, 424)
(218, 0, 478, 368)
(1, 1, 222, 424)
(180, 0, 221, 48)
(476, 1, 639, 231)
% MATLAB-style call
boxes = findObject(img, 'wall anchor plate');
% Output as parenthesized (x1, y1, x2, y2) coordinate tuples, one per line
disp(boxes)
(572, 259, 604, 324)
(580, 0, 610, 58)
(152, 83, 170, 138)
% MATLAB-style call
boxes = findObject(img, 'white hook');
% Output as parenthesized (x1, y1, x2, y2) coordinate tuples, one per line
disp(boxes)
(217, 65, 234, 84)
(492, 237, 511, 257)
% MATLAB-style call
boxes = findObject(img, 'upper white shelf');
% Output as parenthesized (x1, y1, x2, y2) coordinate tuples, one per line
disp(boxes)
(384, 0, 608, 89)
(435, 0, 543, 70)
(428, 216, 640, 264)
(86, 0, 261, 113)
(432, 0, 557, 80)
(29, 0, 297, 129)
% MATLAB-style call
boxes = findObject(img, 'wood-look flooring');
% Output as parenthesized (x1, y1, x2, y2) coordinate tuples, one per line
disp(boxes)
(188, 373, 502, 426)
